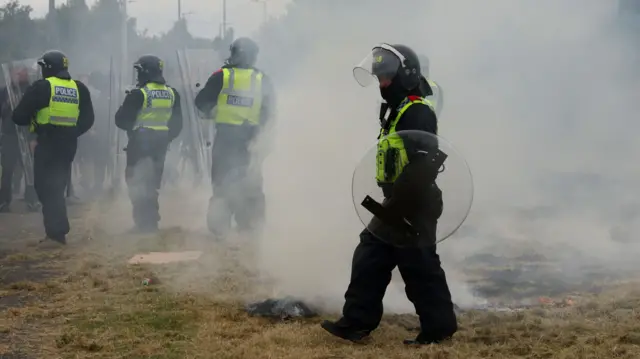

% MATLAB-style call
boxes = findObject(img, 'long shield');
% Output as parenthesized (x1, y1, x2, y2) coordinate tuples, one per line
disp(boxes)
(107, 56, 131, 195)
(1, 59, 41, 189)
(176, 49, 223, 185)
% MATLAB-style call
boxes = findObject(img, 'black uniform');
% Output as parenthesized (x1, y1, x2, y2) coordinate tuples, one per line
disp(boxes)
(322, 44, 457, 345)
(12, 74, 94, 242)
(114, 81, 183, 231)
(194, 64, 276, 238)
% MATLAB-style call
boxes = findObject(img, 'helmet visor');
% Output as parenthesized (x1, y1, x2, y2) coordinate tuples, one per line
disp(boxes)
(353, 45, 402, 87)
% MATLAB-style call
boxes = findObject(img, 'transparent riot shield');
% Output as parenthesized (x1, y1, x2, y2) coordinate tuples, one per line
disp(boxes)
(1, 59, 41, 192)
(106, 55, 130, 196)
(176, 49, 223, 185)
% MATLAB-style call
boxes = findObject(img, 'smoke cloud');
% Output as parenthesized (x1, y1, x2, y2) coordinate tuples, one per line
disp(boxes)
(75, 0, 640, 314)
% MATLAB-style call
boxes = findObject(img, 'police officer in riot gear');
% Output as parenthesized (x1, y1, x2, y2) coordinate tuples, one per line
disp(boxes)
(321, 44, 457, 345)
(418, 54, 444, 118)
(115, 55, 183, 233)
(12, 50, 95, 244)
(0, 68, 39, 212)
(195, 37, 276, 240)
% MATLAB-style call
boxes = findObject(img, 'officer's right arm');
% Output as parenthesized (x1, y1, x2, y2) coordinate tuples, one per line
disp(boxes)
(114, 89, 143, 131)
(194, 70, 223, 116)
(12, 80, 50, 127)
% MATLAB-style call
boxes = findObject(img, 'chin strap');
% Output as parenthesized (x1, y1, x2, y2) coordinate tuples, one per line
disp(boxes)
(379, 101, 390, 128)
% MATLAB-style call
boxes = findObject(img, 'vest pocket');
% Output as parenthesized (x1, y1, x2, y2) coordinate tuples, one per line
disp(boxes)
(385, 147, 398, 181)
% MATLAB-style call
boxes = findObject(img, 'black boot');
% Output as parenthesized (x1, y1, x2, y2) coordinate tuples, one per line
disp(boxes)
(403, 331, 454, 345)
(41, 234, 66, 245)
(320, 319, 370, 343)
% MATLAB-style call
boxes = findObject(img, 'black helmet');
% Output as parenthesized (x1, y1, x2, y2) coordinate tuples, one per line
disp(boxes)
(134, 55, 165, 86)
(354, 43, 422, 91)
(227, 37, 259, 67)
(388, 44, 422, 91)
(37, 50, 70, 78)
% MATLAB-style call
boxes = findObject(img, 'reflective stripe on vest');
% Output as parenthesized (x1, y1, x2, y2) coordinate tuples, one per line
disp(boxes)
(135, 83, 175, 131)
(34, 77, 80, 131)
(375, 97, 430, 183)
(215, 68, 263, 126)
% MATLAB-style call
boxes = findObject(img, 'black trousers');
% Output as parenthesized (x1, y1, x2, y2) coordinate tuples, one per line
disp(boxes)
(33, 136, 77, 238)
(0, 134, 20, 203)
(124, 130, 168, 230)
(207, 163, 265, 237)
(341, 229, 457, 341)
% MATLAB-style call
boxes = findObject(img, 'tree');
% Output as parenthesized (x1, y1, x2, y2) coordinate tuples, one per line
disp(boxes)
(0, 0, 214, 76)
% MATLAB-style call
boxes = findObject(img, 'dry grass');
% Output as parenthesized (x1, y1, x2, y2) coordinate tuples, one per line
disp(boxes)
(2, 201, 640, 359)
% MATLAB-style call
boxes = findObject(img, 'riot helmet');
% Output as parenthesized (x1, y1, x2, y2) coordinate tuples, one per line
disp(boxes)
(226, 37, 259, 67)
(37, 50, 70, 78)
(353, 43, 422, 91)
(134, 55, 165, 86)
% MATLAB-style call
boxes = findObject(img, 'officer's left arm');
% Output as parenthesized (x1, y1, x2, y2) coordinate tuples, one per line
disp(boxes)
(168, 87, 183, 141)
(395, 103, 437, 137)
(75, 81, 95, 136)
(12, 80, 50, 127)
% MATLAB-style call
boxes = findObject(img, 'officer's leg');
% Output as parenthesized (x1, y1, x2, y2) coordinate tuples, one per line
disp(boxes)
(35, 141, 71, 242)
(65, 165, 73, 197)
(125, 142, 154, 231)
(12, 161, 22, 195)
(207, 181, 233, 239)
(0, 135, 19, 209)
(234, 172, 265, 234)
(33, 142, 48, 210)
(207, 149, 233, 237)
(321, 230, 396, 341)
(147, 142, 168, 228)
(396, 242, 457, 344)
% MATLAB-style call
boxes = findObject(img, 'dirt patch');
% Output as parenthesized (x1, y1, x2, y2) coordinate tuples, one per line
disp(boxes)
(0, 263, 58, 288)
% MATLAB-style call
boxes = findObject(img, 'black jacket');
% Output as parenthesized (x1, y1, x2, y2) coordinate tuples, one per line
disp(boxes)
(12, 74, 95, 138)
(381, 93, 443, 234)
(114, 81, 183, 142)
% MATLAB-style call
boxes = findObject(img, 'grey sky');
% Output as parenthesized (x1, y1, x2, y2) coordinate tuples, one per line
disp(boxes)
(21, 0, 291, 38)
